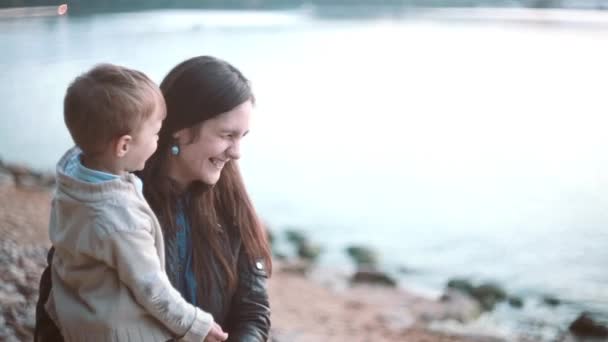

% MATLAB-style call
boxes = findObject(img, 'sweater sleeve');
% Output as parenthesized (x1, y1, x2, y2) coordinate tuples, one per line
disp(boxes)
(91, 225, 213, 342)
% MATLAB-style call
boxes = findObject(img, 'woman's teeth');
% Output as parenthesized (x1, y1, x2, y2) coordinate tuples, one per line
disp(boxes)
(211, 158, 225, 169)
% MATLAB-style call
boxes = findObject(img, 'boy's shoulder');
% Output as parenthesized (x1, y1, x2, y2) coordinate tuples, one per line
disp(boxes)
(52, 174, 156, 235)
(96, 201, 155, 232)
(92, 197, 157, 235)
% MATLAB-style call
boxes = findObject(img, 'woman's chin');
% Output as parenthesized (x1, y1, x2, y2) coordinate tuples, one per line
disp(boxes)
(200, 171, 221, 185)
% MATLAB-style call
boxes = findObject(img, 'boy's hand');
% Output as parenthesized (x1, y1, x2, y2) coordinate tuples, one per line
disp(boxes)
(203, 322, 228, 342)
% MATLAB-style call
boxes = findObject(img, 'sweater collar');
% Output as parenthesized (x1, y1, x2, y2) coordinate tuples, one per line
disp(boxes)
(55, 146, 139, 202)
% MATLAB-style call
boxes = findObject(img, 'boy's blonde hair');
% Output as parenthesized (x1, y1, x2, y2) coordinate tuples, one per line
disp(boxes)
(64, 63, 165, 156)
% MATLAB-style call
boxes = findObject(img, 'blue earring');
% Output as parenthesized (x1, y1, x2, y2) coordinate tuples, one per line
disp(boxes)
(171, 145, 180, 156)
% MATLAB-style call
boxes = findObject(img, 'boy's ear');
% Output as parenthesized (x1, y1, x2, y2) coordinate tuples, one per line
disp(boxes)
(114, 135, 132, 158)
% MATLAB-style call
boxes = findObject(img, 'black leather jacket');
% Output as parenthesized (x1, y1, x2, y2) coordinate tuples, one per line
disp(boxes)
(224, 241, 271, 342)
(34, 234, 271, 342)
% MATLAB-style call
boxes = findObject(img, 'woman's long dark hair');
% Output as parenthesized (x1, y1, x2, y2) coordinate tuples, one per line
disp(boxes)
(140, 56, 272, 301)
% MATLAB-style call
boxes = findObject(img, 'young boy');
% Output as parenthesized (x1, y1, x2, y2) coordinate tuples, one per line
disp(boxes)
(44, 64, 228, 342)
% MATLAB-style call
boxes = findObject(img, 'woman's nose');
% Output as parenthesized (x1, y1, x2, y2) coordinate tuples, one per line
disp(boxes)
(227, 140, 241, 160)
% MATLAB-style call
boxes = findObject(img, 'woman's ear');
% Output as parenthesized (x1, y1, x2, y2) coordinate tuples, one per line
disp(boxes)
(173, 128, 189, 144)
(114, 134, 132, 158)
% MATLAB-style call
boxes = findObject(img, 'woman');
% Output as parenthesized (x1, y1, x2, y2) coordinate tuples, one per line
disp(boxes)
(35, 56, 272, 342)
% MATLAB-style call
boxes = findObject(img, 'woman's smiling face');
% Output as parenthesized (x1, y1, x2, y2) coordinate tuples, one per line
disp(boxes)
(170, 100, 252, 187)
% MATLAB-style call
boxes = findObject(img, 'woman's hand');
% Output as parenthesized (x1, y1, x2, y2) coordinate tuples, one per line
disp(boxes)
(204, 322, 228, 342)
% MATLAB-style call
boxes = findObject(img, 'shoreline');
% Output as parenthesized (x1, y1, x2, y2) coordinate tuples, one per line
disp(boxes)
(0, 162, 604, 341)
(0, 165, 502, 342)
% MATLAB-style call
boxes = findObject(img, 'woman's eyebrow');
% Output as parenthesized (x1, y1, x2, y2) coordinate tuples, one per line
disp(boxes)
(221, 129, 250, 136)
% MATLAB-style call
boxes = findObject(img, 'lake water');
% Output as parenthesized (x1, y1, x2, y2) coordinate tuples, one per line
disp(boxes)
(1, 6, 607, 340)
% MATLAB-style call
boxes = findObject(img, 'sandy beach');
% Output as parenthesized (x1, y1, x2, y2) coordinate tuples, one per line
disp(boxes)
(0, 168, 598, 342)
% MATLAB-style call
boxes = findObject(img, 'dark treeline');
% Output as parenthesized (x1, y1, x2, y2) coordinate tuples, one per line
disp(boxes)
(1, 0, 607, 12)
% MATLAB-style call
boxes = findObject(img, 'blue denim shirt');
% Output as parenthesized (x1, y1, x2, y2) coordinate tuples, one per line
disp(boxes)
(64, 151, 143, 194)
(165, 199, 198, 305)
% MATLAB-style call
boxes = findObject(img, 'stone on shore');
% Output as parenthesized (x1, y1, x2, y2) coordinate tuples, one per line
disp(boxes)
(446, 278, 507, 311)
(350, 268, 397, 287)
(345, 245, 378, 268)
(569, 312, 608, 338)
(284, 228, 322, 263)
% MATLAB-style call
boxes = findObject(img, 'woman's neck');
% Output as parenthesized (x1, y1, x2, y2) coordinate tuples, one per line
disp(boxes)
(166, 158, 190, 192)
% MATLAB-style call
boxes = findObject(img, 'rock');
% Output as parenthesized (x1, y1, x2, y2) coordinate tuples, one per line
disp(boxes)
(284, 229, 308, 247)
(282, 229, 322, 264)
(4, 304, 35, 340)
(279, 260, 310, 275)
(0, 169, 14, 186)
(345, 300, 365, 310)
(3, 164, 31, 177)
(5, 164, 37, 188)
(376, 310, 415, 332)
(267, 229, 289, 261)
(397, 265, 416, 274)
(39, 174, 56, 188)
(438, 289, 483, 323)
(345, 245, 378, 268)
(0, 289, 25, 307)
(471, 283, 507, 311)
(446, 278, 475, 294)
(445, 278, 507, 311)
(22, 306, 36, 330)
(297, 241, 322, 262)
(17, 283, 38, 301)
(272, 252, 287, 261)
(0, 317, 18, 342)
(508, 296, 524, 308)
(0, 162, 54, 188)
(6, 264, 26, 285)
(569, 312, 608, 337)
(351, 268, 397, 287)
(542, 295, 561, 306)
(269, 327, 305, 342)
(0, 240, 47, 342)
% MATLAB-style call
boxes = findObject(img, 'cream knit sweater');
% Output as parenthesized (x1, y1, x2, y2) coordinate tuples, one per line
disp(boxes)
(45, 147, 213, 342)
